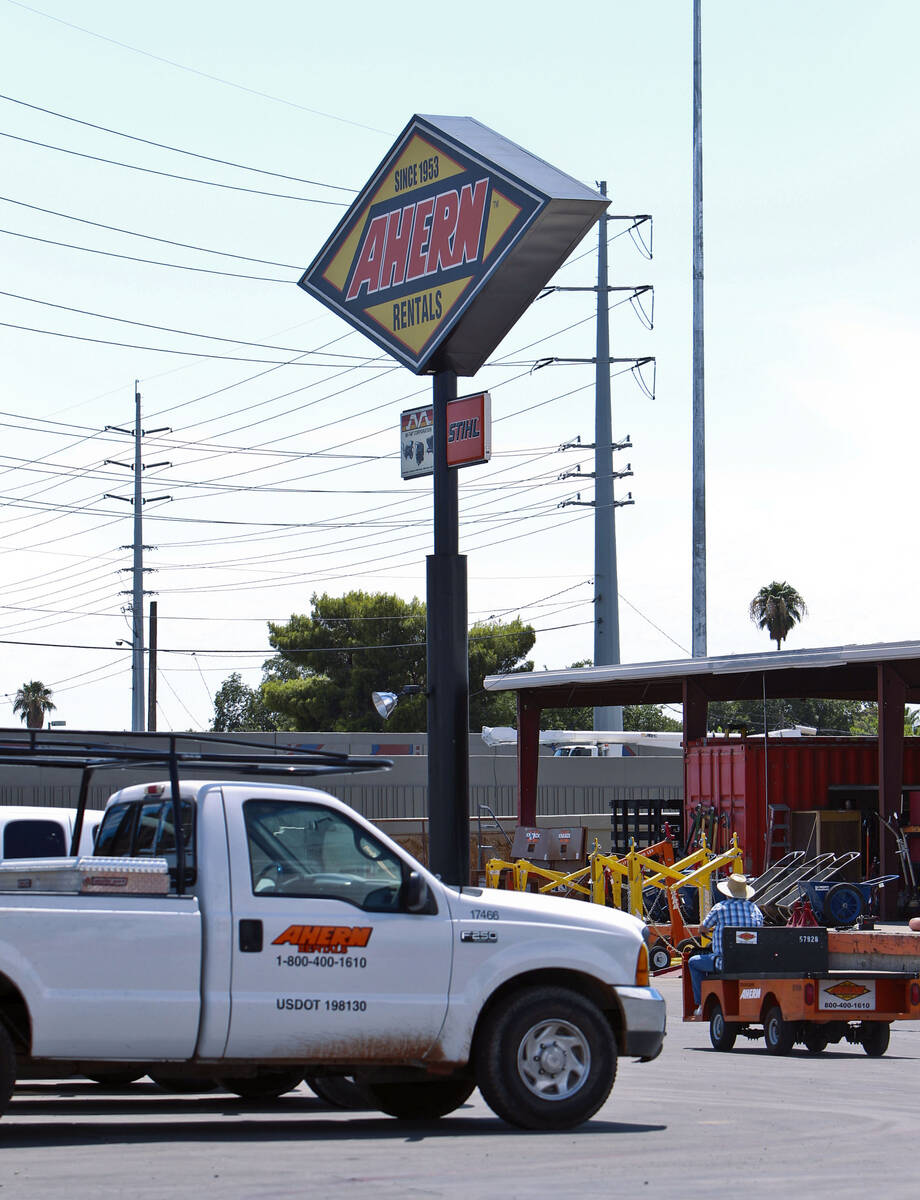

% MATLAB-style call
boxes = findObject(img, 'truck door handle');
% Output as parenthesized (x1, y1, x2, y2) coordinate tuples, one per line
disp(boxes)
(239, 919, 263, 953)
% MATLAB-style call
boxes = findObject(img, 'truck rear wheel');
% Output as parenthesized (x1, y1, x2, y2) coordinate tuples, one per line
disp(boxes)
(0, 1022, 14, 1116)
(217, 1068, 304, 1100)
(860, 1022, 890, 1057)
(474, 985, 616, 1130)
(304, 1074, 371, 1109)
(763, 1005, 796, 1056)
(361, 1077, 475, 1120)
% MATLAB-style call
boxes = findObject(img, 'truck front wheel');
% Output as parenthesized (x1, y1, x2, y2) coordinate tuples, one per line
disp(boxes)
(474, 986, 616, 1130)
(361, 1077, 475, 1120)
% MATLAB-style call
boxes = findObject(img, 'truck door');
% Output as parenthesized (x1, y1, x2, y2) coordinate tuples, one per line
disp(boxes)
(223, 794, 453, 1063)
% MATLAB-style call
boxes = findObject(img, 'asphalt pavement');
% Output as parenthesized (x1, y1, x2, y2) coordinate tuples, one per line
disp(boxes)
(0, 973, 916, 1200)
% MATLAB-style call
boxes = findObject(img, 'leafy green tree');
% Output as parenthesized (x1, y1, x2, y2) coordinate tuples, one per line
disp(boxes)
(749, 581, 808, 649)
(534, 662, 681, 732)
(211, 672, 278, 733)
(707, 697, 877, 735)
(849, 704, 920, 736)
(13, 681, 55, 729)
(254, 591, 536, 733)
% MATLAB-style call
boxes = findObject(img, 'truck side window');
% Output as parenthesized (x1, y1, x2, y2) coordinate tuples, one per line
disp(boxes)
(3, 819, 67, 859)
(243, 800, 414, 913)
(94, 803, 136, 857)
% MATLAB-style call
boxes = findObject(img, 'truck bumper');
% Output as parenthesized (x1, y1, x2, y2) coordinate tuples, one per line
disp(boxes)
(614, 985, 667, 1061)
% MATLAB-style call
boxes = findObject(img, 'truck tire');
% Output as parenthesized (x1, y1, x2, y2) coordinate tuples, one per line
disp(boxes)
(860, 1022, 890, 1057)
(474, 985, 616, 1130)
(304, 1074, 372, 1109)
(0, 1022, 14, 1117)
(217, 1068, 304, 1100)
(361, 1077, 475, 1120)
(802, 1025, 828, 1054)
(708, 1001, 737, 1051)
(763, 1005, 796, 1055)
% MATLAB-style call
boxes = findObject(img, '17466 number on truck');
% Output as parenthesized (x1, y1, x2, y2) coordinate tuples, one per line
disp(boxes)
(0, 734, 665, 1129)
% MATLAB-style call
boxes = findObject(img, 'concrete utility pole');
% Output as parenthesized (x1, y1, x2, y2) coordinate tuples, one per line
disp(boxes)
(104, 387, 171, 732)
(131, 385, 145, 732)
(593, 182, 623, 733)
(691, 0, 707, 657)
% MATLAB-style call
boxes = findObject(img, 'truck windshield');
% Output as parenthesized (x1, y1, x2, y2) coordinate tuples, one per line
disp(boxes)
(243, 799, 406, 912)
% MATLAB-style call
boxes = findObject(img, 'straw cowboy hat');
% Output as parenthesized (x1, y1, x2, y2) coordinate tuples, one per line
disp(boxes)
(717, 873, 756, 900)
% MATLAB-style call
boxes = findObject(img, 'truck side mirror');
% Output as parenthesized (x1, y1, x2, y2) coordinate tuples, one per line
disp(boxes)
(405, 870, 430, 913)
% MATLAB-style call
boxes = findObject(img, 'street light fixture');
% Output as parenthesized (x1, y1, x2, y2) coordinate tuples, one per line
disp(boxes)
(372, 684, 425, 721)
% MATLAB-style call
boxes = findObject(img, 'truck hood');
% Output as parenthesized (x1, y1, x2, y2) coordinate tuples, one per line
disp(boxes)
(444, 884, 645, 941)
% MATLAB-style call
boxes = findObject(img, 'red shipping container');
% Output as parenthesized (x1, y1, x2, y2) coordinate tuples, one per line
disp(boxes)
(685, 737, 920, 876)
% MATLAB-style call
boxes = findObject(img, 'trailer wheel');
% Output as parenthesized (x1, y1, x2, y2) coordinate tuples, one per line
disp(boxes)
(217, 1068, 304, 1100)
(860, 1022, 890, 1057)
(361, 1077, 474, 1120)
(802, 1025, 828, 1054)
(649, 943, 672, 973)
(0, 1022, 14, 1117)
(708, 1001, 737, 1051)
(474, 985, 616, 1130)
(763, 1005, 796, 1055)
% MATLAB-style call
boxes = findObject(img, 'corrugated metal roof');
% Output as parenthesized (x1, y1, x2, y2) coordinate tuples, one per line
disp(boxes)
(483, 639, 920, 699)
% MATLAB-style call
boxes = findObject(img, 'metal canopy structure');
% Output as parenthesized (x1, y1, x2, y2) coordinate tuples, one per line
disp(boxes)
(483, 641, 920, 851)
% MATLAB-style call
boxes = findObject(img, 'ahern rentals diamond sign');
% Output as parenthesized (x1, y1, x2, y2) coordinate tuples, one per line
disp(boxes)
(298, 115, 608, 376)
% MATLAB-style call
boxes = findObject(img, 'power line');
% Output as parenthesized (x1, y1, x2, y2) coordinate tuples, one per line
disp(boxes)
(6, 0, 390, 136)
(0, 193, 301, 268)
(0, 92, 357, 192)
(0, 129, 349, 205)
(0, 225, 293, 281)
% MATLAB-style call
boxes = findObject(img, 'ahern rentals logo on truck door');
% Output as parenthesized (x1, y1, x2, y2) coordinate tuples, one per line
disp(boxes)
(298, 116, 545, 373)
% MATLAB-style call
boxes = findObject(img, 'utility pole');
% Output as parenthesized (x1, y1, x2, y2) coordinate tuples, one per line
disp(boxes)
(104, 386, 171, 732)
(131, 385, 145, 732)
(692, 0, 707, 657)
(147, 600, 158, 732)
(593, 182, 623, 733)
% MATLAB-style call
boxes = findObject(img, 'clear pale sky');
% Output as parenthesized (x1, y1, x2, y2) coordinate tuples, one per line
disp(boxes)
(0, 0, 917, 731)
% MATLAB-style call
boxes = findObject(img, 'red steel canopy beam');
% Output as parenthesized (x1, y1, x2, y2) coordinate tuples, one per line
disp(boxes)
(517, 693, 542, 826)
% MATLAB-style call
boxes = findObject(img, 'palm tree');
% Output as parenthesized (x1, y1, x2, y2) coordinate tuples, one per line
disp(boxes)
(13, 681, 56, 729)
(749, 582, 808, 650)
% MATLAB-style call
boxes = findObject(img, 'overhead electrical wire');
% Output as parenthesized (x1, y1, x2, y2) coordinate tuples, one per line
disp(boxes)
(0, 193, 302, 268)
(0, 129, 349, 206)
(0, 92, 357, 192)
(5, 0, 391, 135)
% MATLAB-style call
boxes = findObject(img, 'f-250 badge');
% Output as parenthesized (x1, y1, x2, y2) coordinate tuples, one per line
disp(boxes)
(273, 925, 373, 955)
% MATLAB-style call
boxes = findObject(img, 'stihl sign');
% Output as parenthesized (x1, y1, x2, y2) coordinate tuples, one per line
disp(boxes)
(401, 392, 491, 479)
(298, 115, 608, 376)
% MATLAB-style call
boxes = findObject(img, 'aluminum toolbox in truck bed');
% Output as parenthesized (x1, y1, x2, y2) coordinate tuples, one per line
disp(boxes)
(0, 855, 169, 895)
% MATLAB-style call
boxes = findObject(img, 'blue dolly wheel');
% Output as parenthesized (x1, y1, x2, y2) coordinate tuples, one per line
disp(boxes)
(823, 882, 864, 927)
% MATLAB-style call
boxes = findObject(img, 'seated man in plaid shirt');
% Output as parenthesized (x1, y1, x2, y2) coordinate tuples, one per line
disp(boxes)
(688, 873, 764, 1012)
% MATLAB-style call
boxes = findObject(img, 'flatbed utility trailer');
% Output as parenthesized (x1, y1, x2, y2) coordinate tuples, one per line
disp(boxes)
(682, 926, 920, 1055)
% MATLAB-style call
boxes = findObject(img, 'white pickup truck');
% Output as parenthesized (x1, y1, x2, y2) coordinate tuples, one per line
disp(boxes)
(0, 774, 665, 1129)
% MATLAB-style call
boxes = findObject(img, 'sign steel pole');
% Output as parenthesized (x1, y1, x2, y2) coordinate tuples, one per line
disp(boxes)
(427, 368, 470, 884)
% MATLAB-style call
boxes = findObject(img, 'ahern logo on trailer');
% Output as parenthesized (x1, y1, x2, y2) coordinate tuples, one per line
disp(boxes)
(299, 115, 608, 376)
